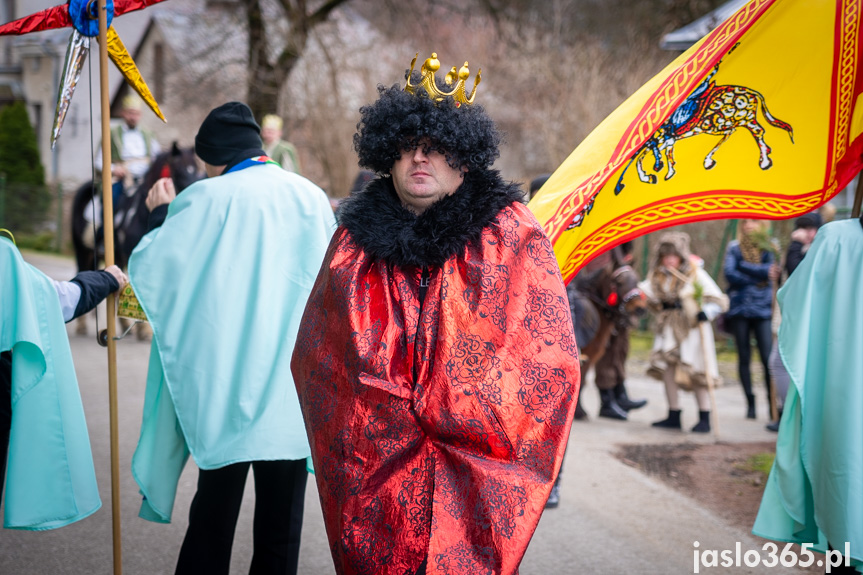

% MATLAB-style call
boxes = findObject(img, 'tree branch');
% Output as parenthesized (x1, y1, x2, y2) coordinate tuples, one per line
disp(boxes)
(307, 0, 351, 28)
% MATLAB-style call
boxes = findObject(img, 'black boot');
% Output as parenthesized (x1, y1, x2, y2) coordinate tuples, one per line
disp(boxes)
(691, 410, 711, 433)
(545, 476, 561, 509)
(574, 394, 588, 420)
(746, 394, 756, 419)
(598, 388, 627, 420)
(766, 409, 783, 432)
(613, 381, 647, 411)
(652, 409, 682, 429)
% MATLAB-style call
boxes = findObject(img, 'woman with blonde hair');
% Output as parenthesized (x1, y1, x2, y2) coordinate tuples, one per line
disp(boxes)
(640, 232, 728, 432)
(723, 219, 780, 419)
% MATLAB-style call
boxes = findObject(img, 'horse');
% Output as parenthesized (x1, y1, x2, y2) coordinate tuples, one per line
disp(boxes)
(70, 143, 204, 335)
(568, 245, 647, 419)
(71, 142, 203, 274)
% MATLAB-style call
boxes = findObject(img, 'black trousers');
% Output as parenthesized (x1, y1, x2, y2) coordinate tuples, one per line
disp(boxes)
(175, 459, 308, 575)
(0, 351, 12, 504)
(730, 316, 773, 405)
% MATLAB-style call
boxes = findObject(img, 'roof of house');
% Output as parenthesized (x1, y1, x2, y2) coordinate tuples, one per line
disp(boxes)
(660, 0, 749, 50)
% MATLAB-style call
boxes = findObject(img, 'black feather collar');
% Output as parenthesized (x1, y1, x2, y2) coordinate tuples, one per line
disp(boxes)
(338, 170, 525, 269)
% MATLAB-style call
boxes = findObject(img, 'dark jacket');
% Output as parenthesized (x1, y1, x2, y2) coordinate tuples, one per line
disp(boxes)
(784, 241, 807, 277)
(723, 240, 774, 319)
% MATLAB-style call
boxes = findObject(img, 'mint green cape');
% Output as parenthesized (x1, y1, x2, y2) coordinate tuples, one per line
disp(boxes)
(0, 238, 100, 530)
(129, 166, 334, 522)
(753, 219, 863, 569)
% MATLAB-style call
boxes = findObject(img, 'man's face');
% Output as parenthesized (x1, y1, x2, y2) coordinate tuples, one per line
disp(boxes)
(261, 125, 280, 146)
(122, 107, 141, 129)
(389, 139, 465, 215)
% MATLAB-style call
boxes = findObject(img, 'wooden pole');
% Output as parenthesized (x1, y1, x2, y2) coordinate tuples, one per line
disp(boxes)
(852, 171, 863, 218)
(97, 1, 123, 573)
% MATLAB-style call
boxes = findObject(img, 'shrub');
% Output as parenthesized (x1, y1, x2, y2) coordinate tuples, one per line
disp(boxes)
(0, 101, 50, 233)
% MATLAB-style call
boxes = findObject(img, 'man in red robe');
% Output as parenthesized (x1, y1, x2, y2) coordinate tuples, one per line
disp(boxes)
(292, 55, 581, 575)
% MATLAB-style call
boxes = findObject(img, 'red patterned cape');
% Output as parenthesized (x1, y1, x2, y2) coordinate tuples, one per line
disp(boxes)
(292, 201, 580, 575)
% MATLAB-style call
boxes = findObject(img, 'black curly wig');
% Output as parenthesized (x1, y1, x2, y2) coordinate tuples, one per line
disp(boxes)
(353, 79, 502, 174)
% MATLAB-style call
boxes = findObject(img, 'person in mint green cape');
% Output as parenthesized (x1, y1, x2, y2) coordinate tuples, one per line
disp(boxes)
(753, 216, 863, 573)
(1, 237, 126, 530)
(128, 101, 335, 575)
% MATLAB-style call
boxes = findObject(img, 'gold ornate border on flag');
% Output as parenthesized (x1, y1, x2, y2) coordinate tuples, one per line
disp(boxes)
(559, 191, 822, 279)
(542, 0, 775, 244)
(827, 0, 861, 197)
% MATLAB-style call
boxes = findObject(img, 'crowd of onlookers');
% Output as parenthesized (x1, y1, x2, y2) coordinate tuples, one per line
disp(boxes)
(566, 200, 835, 435)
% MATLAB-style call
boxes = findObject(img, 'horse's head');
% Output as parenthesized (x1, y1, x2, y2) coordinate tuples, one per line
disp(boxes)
(606, 264, 647, 324)
(114, 143, 205, 265)
(160, 142, 205, 193)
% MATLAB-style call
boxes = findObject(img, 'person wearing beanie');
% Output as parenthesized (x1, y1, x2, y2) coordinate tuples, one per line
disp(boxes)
(291, 54, 579, 575)
(129, 101, 336, 575)
(785, 211, 822, 278)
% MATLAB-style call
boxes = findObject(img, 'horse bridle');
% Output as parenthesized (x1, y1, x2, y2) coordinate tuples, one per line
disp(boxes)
(592, 265, 645, 327)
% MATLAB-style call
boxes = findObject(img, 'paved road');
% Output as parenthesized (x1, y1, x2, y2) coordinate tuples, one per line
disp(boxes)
(2, 251, 784, 574)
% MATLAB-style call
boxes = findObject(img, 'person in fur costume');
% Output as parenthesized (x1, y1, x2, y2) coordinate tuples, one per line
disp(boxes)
(639, 232, 728, 433)
(291, 55, 580, 575)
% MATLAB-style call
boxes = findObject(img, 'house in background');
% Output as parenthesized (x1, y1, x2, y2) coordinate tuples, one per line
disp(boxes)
(110, 5, 249, 152)
(1, 0, 391, 203)
(0, 0, 161, 189)
(0, 0, 277, 191)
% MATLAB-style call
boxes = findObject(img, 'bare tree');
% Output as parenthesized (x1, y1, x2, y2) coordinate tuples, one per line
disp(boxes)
(243, 0, 352, 120)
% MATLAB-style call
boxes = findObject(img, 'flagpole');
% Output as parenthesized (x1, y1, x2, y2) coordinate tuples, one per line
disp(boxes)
(852, 170, 863, 218)
(97, 1, 123, 573)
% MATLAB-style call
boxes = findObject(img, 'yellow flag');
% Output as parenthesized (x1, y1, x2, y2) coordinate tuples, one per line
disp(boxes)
(529, 0, 863, 283)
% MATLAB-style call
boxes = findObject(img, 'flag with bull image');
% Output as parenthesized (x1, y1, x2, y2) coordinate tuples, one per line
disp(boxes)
(529, 0, 863, 284)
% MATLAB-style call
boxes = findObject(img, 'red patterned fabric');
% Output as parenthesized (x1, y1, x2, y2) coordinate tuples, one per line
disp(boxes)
(293, 202, 580, 575)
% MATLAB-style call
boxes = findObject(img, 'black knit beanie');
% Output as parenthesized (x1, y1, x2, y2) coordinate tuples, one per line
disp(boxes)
(195, 102, 262, 166)
(794, 212, 822, 230)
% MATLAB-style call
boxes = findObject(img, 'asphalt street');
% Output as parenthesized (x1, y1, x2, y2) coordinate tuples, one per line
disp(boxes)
(1, 250, 785, 574)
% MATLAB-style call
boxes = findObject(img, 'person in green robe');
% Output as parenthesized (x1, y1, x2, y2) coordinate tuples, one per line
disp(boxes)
(261, 114, 302, 174)
(129, 102, 335, 575)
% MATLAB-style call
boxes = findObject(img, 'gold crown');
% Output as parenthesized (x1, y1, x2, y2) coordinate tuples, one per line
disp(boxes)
(404, 52, 482, 106)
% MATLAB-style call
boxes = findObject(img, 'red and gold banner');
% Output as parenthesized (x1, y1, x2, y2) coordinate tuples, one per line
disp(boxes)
(529, 0, 863, 283)
(0, 0, 169, 144)
(0, 0, 166, 36)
